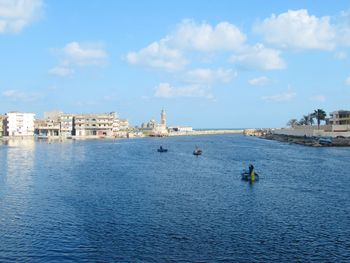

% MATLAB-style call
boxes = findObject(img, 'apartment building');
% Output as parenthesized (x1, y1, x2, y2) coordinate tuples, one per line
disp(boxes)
(35, 119, 61, 137)
(74, 113, 115, 137)
(5, 112, 35, 136)
(0, 115, 5, 137)
(60, 114, 74, 137)
(329, 110, 350, 125)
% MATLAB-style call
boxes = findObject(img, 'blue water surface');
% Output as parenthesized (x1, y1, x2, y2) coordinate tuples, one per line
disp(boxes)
(0, 135, 349, 262)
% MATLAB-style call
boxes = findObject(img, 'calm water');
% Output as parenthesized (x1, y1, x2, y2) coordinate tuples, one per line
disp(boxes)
(0, 135, 349, 262)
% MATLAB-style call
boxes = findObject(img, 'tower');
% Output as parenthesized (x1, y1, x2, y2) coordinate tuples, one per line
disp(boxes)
(161, 108, 166, 128)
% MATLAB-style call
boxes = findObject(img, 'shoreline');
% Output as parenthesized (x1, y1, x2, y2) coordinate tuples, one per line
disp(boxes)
(0, 129, 244, 142)
(259, 133, 350, 147)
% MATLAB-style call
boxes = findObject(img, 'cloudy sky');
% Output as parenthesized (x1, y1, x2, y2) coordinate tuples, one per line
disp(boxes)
(1, 0, 350, 128)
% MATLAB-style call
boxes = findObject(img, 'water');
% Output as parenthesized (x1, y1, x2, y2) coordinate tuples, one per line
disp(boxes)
(0, 135, 349, 262)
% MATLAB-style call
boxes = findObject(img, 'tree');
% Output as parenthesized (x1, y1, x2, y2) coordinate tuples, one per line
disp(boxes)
(287, 119, 299, 128)
(312, 109, 327, 129)
(300, 114, 315, 126)
(308, 114, 315, 125)
(300, 115, 309, 125)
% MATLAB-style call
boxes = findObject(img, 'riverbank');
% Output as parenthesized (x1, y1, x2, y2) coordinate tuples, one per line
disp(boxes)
(169, 129, 243, 136)
(0, 129, 244, 142)
(260, 133, 350, 147)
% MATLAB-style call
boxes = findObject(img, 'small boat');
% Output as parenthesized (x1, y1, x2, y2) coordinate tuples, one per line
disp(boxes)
(241, 171, 259, 181)
(157, 146, 168, 152)
(193, 147, 202, 156)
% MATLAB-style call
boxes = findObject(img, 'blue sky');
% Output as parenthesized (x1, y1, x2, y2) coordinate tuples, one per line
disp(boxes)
(1, 0, 350, 128)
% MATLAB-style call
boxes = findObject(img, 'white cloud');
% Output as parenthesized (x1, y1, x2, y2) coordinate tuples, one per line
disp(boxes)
(230, 43, 286, 70)
(127, 41, 187, 71)
(168, 20, 246, 51)
(2, 89, 43, 101)
(61, 42, 107, 66)
(0, 0, 43, 33)
(48, 66, 74, 77)
(186, 68, 237, 84)
(127, 20, 246, 71)
(310, 95, 326, 102)
(261, 90, 296, 102)
(254, 9, 335, 50)
(248, 76, 270, 86)
(49, 41, 107, 77)
(345, 76, 350, 85)
(154, 82, 213, 99)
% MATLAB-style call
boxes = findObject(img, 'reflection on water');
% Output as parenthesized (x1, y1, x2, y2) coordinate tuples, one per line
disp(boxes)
(5, 139, 35, 192)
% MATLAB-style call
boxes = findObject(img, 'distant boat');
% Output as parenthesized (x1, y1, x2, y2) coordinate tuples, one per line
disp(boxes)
(193, 147, 202, 156)
(241, 170, 259, 182)
(157, 146, 168, 152)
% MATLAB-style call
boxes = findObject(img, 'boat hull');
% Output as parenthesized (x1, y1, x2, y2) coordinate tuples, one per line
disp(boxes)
(241, 172, 259, 181)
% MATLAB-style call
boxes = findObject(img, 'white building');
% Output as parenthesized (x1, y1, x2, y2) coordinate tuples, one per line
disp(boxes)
(5, 112, 35, 136)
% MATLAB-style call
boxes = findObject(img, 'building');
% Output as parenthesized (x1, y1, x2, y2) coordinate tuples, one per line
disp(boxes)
(0, 115, 5, 137)
(44, 111, 64, 121)
(35, 119, 61, 137)
(60, 114, 74, 137)
(35, 111, 65, 137)
(329, 110, 350, 125)
(161, 108, 166, 128)
(118, 119, 130, 131)
(74, 113, 115, 137)
(5, 112, 35, 137)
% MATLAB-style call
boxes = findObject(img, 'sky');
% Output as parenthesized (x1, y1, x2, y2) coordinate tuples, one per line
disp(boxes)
(0, 0, 350, 128)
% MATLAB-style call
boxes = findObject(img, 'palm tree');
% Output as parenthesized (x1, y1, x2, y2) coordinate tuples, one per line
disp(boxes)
(287, 119, 299, 128)
(313, 109, 327, 129)
(308, 114, 315, 126)
(300, 115, 311, 125)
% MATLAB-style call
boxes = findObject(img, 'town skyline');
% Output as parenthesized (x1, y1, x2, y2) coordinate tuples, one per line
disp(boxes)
(1, 1, 350, 128)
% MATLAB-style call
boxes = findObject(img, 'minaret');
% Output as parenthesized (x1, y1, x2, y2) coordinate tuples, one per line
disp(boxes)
(161, 108, 166, 128)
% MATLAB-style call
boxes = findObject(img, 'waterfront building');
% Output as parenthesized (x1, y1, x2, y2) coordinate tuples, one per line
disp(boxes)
(118, 119, 130, 131)
(5, 112, 35, 137)
(140, 110, 169, 136)
(74, 113, 115, 137)
(329, 110, 350, 125)
(35, 119, 61, 137)
(161, 108, 166, 128)
(59, 114, 74, 137)
(0, 115, 5, 137)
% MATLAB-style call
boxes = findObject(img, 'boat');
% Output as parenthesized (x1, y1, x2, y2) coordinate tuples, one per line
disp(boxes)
(157, 146, 168, 152)
(318, 136, 332, 145)
(241, 170, 259, 181)
(193, 147, 202, 156)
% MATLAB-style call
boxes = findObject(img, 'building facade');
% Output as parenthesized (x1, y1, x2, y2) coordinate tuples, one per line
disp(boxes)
(329, 110, 350, 125)
(5, 112, 35, 136)
(59, 114, 74, 137)
(0, 115, 5, 137)
(35, 119, 61, 137)
(74, 113, 115, 137)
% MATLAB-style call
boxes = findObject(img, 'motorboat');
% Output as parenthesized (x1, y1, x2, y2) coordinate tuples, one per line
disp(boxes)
(157, 146, 168, 152)
(193, 148, 202, 156)
(241, 170, 259, 181)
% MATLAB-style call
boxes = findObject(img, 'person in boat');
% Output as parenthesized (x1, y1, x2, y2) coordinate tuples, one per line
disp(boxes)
(160, 146, 163, 151)
(249, 164, 255, 181)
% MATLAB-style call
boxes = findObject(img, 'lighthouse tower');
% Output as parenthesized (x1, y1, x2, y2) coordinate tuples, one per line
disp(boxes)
(161, 108, 166, 128)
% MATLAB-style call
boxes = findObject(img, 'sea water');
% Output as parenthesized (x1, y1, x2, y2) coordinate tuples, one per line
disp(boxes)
(0, 135, 349, 262)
